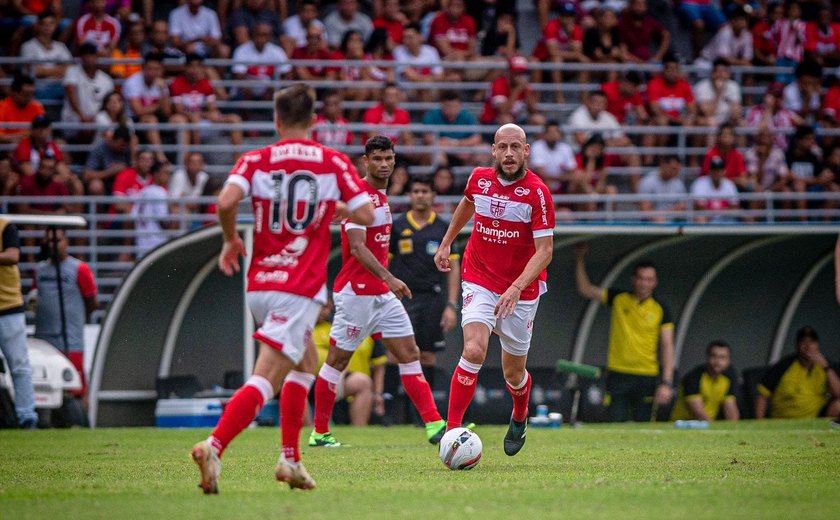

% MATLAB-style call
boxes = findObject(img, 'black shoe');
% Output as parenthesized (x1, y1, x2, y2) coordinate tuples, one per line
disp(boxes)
(503, 417, 527, 456)
(19, 417, 37, 430)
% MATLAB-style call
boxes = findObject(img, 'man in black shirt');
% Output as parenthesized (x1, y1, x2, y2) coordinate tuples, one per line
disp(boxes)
(389, 177, 460, 378)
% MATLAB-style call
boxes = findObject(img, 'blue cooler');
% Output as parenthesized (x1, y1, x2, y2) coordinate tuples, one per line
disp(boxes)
(155, 398, 224, 427)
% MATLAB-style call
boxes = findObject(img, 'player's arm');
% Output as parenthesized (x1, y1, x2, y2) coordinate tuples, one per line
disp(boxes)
(441, 256, 461, 333)
(655, 326, 675, 405)
(754, 393, 769, 419)
(685, 397, 712, 421)
(0, 226, 20, 265)
(346, 228, 411, 299)
(495, 235, 553, 319)
(434, 197, 474, 272)
(216, 183, 247, 276)
(574, 241, 604, 301)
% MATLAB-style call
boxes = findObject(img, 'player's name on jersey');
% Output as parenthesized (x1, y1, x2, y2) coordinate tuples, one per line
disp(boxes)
(270, 143, 324, 163)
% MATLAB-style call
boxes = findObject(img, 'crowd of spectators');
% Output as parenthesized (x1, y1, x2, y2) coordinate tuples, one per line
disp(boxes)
(0, 0, 839, 232)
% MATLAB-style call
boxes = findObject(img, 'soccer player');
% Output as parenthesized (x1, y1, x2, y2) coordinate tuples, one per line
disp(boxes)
(190, 84, 374, 494)
(309, 136, 446, 448)
(434, 123, 555, 456)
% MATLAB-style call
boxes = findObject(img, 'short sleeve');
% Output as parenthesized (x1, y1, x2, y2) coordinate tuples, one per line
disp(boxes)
(1, 222, 20, 250)
(681, 367, 703, 398)
(225, 151, 259, 196)
(759, 356, 794, 395)
(76, 262, 98, 297)
(723, 366, 740, 399)
(605, 288, 621, 305)
(463, 169, 480, 202)
(332, 153, 367, 210)
(530, 184, 555, 238)
(659, 300, 674, 328)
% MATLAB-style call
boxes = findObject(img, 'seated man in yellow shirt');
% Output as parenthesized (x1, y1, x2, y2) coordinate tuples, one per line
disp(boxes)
(671, 340, 740, 421)
(756, 327, 840, 419)
(311, 300, 387, 426)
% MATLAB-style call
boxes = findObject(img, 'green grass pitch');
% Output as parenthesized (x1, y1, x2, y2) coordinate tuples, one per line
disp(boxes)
(1, 420, 838, 519)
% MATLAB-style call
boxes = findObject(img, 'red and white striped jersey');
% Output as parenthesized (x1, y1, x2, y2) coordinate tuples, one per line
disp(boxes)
(225, 139, 368, 301)
(75, 13, 121, 51)
(334, 179, 392, 296)
(462, 167, 555, 301)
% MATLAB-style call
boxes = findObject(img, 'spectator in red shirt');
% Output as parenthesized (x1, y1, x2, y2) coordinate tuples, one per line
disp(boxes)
(427, 0, 480, 81)
(0, 74, 45, 145)
(75, 0, 121, 56)
(805, 5, 840, 67)
(291, 24, 338, 82)
(532, 2, 587, 101)
(618, 0, 671, 64)
(170, 54, 243, 156)
(361, 83, 414, 147)
(16, 150, 69, 214)
(601, 71, 648, 125)
(12, 115, 82, 208)
(480, 55, 539, 125)
(373, 0, 407, 46)
(312, 90, 354, 148)
(702, 123, 748, 189)
(648, 55, 699, 127)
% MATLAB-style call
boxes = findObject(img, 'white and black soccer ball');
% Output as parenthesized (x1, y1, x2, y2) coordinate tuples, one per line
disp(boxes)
(438, 427, 482, 470)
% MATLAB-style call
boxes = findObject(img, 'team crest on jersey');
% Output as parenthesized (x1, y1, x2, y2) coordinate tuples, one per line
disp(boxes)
(490, 199, 507, 218)
(346, 325, 362, 340)
(463, 292, 474, 308)
(514, 187, 531, 196)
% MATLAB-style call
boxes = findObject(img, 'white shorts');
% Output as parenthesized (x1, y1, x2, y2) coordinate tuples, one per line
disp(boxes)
(331, 290, 414, 352)
(247, 291, 321, 365)
(460, 281, 539, 356)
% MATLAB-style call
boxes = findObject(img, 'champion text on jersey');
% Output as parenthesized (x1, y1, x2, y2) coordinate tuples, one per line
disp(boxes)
(475, 220, 520, 241)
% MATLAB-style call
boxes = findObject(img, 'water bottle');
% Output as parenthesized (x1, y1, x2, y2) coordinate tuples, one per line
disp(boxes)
(674, 420, 709, 429)
(536, 404, 548, 418)
(548, 412, 563, 428)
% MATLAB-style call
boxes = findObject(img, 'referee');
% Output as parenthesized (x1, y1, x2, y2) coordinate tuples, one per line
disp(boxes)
(389, 177, 461, 384)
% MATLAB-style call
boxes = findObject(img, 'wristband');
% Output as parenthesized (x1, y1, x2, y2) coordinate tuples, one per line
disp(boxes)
(446, 302, 457, 310)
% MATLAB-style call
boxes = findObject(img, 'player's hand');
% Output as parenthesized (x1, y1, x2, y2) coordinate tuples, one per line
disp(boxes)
(434, 245, 451, 272)
(373, 394, 385, 416)
(386, 275, 412, 299)
(441, 305, 457, 333)
(218, 236, 246, 276)
(655, 383, 673, 406)
(804, 347, 828, 369)
(495, 284, 522, 320)
(333, 201, 349, 223)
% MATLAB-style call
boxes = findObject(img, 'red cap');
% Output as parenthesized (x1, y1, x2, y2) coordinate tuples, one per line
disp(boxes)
(508, 55, 528, 73)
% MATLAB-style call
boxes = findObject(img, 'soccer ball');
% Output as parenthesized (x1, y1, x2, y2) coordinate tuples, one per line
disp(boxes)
(438, 428, 482, 470)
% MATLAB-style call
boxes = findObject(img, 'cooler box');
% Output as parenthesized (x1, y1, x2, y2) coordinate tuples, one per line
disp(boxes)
(155, 398, 223, 428)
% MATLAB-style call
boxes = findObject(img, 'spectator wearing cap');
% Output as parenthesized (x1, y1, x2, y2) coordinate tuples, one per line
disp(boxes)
(695, 6, 753, 67)
(805, 4, 840, 67)
(676, 0, 727, 58)
(16, 148, 70, 215)
(783, 60, 823, 123)
(618, 0, 671, 64)
(20, 9, 72, 103)
(427, 0, 482, 82)
(168, 0, 229, 60)
(393, 23, 444, 101)
(755, 326, 840, 419)
(62, 42, 115, 141)
(531, 2, 586, 102)
(693, 59, 743, 130)
(479, 55, 539, 125)
(690, 155, 740, 223)
(745, 82, 802, 150)
(11, 116, 81, 206)
(0, 74, 45, 144)
(75, 0, 122, 56)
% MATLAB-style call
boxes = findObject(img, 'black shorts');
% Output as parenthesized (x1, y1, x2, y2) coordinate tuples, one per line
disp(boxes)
(403, 292, 446, 353)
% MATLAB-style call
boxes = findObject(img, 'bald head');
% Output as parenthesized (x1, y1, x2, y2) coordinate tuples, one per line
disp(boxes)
(494, 123, 526, 144)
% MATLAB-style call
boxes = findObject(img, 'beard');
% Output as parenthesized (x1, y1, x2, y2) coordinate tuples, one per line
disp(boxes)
(495, 161, 526, 182)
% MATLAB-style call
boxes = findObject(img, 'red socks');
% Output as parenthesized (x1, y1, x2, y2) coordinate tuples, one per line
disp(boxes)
(506, 371, 532, 423)
(446, 358, 482, 431)
(280, 371, 315, 463)
(209, 375, 273, 456)
(312, 363, 342, 434)
(399, 361, 442, 424)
